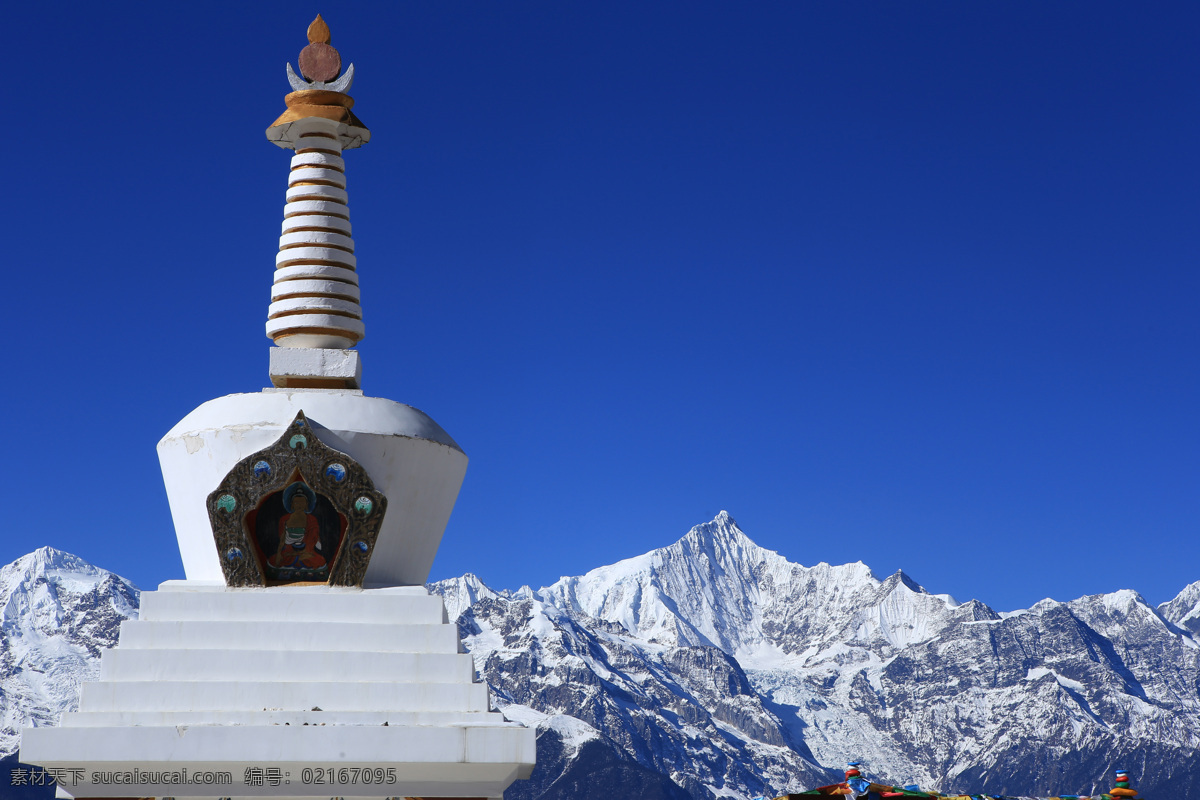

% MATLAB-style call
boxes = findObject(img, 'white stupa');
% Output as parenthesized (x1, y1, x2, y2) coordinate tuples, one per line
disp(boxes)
(20, 16, 536, 800)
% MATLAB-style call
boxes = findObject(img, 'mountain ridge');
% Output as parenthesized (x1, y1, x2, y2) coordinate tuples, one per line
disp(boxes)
(2, 521, 1198, 799)
(436, 512, 1200, 798)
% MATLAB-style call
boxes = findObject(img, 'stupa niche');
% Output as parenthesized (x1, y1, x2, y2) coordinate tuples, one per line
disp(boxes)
(18, 16, 535, 800)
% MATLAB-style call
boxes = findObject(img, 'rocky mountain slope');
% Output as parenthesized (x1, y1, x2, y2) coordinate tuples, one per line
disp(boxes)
(2, 518, 1198, 799)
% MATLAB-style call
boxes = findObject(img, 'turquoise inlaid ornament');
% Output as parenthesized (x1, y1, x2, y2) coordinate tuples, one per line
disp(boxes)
(207, 411, 388, 588)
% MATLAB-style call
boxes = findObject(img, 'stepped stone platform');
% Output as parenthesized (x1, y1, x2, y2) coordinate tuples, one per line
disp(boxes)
(21, 582, 535, 799)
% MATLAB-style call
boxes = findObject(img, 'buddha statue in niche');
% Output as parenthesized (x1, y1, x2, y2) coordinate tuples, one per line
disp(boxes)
(268, 481, 326, 574)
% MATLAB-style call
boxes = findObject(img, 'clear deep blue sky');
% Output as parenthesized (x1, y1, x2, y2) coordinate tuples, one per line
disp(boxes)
(5, 2, 1198, 612)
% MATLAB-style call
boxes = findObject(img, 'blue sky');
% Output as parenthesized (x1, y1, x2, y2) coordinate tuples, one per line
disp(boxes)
(5, 2, 1198, 613)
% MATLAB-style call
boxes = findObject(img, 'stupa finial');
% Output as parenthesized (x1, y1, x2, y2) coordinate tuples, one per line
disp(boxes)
(284, 14, 355, 95)
(268, 14, 367, 148)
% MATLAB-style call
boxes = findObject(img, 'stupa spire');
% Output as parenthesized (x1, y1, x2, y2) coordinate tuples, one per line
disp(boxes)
(265, 15, 369, 389)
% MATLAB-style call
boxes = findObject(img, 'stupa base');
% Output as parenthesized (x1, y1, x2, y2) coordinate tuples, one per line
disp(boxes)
(20, 582, 535, 800)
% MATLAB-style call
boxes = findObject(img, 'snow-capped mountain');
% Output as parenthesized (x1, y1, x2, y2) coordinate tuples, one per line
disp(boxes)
(0, 548, 139, 757)
(433, 512, 1200, 799)
(3, 519, 1197, 800)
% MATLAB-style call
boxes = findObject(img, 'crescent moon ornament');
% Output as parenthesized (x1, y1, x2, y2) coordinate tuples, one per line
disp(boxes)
(327, 63, 354, 93)
(286, 62, 308, 92)
(286, 61, 354, 94)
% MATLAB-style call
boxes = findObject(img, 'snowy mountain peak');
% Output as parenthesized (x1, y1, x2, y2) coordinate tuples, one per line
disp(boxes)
(676, 512, 774, 570)
(433, 572, 500, 622)
(688, 509, 739, 537)
(883, 570, 924, 594)
(0, 548, 139, 757)
(1159, 579, 1200, 636)
(1, 548, 139, 631)
(680, 510, 735, 544)
(3, 546, 103, 583)
(532, 512, 787, 653)
(532, 513, 965, 665)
